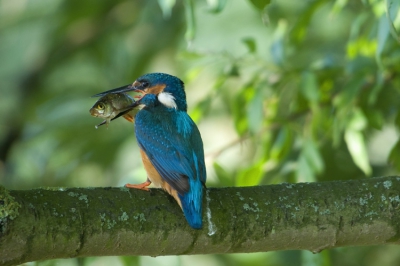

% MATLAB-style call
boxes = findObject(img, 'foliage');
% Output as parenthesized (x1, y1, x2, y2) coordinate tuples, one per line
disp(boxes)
(1, 0, 400, 265)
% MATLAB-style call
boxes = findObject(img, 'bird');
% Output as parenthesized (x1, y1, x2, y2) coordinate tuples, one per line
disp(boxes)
(93, 73, 207, 229)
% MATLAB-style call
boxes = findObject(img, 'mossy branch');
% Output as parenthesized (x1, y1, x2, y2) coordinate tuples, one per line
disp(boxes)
(2, 176, 400, 265)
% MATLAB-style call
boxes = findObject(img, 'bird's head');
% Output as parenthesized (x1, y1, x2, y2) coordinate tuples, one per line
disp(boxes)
(93, 73, 187, 111)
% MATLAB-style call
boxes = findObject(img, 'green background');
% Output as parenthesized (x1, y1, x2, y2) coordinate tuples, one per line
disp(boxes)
(1, 0, 400, 265)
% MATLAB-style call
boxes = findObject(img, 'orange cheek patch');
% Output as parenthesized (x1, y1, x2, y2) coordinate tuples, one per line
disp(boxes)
(147, 84, 166, 95)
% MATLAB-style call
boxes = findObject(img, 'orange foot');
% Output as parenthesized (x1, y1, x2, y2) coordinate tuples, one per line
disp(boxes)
(125, 180, 152, 191)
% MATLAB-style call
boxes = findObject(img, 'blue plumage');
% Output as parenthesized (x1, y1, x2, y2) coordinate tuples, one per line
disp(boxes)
(136, 94, 206, 228)
(98, 73, 207, 229)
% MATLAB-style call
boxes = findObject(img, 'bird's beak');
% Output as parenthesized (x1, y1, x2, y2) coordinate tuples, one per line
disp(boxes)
(91, 84, 134, 98)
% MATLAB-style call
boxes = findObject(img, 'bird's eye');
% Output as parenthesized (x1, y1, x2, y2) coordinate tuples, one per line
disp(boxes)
(141, 81, 149, 88)
(97, 103, 105, 110)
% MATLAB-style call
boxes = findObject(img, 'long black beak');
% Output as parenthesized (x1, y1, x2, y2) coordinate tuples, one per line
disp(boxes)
(91, 84, 133, 97)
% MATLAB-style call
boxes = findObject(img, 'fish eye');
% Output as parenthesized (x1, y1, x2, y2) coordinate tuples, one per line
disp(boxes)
(97, 103, 105, 110)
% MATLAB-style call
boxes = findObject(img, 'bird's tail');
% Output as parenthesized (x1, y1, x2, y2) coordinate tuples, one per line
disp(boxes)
(178, 179, 204, 229)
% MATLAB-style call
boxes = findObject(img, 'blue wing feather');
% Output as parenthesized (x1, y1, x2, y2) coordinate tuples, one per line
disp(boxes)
(135, 108, 206, 192)
(135, 107, 206, 228)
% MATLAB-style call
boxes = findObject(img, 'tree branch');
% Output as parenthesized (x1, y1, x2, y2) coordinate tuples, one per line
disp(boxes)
(2, 176, 400, 265)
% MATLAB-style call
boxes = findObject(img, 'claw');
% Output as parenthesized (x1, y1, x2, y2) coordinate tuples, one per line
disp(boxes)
(125, 180, 152, 191)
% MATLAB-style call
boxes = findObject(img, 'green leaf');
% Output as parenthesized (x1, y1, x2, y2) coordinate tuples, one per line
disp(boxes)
(385, 0, 400, 43)
(297, 152, 315, 182)
(332, 117, 342, 147)
(178, 51, 205, 61)
(270, 127, 294, 161)
(270, 20, 287, 65)
(206, 0, 227, 13)
(344, 109, 371, 175)
(303, 140, 324, 174)
(290, 0, 325, 45)
(261, 7, 270, 26)
(368, 73, 384, 105)
(389, 138, 400, 171)
(189, 97, 211, 123)
(347, 109, 367, 130)
(376, 15, 390, 69)
(247, 89, 264, 133)
(248, 0, 271, 11)
(232, 88, 252, 136)
(344, 129, 371, 176)
(300, 71, 319, 103)
(183, 0, 196, 42)
(224, 63, 239, 77)
(157, 0, 176, 18)
(395, 112, 400, 130)
(331, 0, 349, 14)
(333, 78, 364, 108)
(377, 14, 390, 56)
(242, 37, 257, 53)
(213, 162, 233, 186)
(364, 109, 384, 130)
(236, 162, 264, 186)
(296, 140, 323, 182)
(348, 13, 369, 40)
(120, 256, 139, 266)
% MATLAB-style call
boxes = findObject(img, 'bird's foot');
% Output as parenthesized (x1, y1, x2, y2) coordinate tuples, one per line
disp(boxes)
(125, 180, 152, 191)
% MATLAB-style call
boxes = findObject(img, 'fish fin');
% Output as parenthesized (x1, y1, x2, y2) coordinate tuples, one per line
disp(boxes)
(95, 120, 107, 128)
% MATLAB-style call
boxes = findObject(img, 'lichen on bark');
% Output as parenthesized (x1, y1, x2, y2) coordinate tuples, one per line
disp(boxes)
(0, 185, 21, 234)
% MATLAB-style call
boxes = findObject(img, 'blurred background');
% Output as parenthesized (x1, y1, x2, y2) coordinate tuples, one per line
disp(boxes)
(1, 0, 400, 265)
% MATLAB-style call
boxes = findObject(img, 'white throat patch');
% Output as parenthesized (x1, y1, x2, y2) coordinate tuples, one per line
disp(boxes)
(158, 92, 177, 109)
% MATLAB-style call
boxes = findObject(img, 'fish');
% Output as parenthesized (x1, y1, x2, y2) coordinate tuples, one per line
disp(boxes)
(89, 93, 137, 128)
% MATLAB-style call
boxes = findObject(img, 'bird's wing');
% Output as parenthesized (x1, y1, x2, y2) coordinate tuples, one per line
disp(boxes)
(174, 117, 207, 185)
(135, 110, 206, 194)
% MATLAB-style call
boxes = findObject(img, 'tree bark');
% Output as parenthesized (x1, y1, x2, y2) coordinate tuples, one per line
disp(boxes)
(1, 176, 400, 265)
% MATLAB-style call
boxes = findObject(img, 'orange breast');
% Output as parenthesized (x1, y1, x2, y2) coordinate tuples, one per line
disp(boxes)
(139, 149, 182, 209)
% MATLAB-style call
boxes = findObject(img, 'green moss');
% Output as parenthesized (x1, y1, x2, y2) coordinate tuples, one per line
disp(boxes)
(0, 186, 21, 233)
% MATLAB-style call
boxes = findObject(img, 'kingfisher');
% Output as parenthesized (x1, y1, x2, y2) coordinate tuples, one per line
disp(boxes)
(93, 73, 206, 229)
